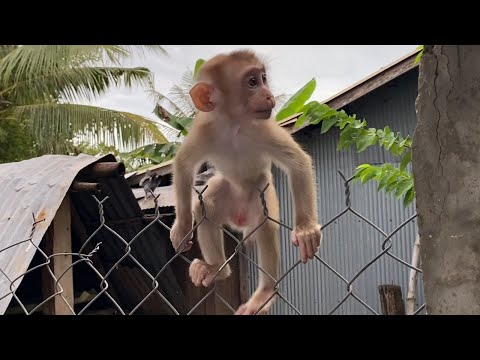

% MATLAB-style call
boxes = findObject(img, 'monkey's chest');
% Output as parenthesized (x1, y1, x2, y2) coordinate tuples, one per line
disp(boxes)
(212, 146, 268, 179)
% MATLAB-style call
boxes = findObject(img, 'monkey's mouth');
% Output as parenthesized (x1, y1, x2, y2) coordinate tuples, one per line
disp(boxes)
(255, 110, 273, 118)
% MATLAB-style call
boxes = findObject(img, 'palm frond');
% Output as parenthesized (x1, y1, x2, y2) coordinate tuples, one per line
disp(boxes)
(0, 45, 167, 86)
(0, 45, 17, 60)
(166, 69, 196, 116)
(2, 103, 168, 153)
(2, 66, 154, 104)
(147, 89, 187, 117)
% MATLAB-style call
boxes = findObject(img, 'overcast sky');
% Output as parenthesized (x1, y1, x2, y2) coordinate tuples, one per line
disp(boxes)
(83, 45, 418, 121)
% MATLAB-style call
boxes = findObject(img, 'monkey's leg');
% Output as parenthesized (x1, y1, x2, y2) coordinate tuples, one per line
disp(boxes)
(190, 176, 232, 287)
(236, 186, 280, 315)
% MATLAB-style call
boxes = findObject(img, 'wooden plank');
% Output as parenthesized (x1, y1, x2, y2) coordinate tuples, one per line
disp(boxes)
(41, 195, 74, 315)
(378, 284, 405, 315)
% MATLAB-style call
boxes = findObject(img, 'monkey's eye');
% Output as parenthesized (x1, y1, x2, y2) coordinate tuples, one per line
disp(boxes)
(248, 76, 258, 87)
(262, 74, 267, 84)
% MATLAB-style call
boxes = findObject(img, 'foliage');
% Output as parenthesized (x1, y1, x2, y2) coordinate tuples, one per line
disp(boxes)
(414, 45, 424, 65)
(276, 73, 415, 207)
(0, 45, 169, 158)
(0, 117, 37, 163)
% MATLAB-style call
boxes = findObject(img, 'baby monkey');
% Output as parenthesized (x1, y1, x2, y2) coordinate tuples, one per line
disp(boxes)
(170, 50, 322, 315)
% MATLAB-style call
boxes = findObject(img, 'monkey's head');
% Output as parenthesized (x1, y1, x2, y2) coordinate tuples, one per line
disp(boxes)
(189, 50, 276, 121)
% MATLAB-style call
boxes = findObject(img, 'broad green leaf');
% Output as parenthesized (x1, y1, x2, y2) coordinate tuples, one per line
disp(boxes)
(400, 151, 412, 171)
(194, 59, 205, 79)
(414, 50, 424, 65)
(354, 164, 371, 180)
(356, 128, 377, 152)
(390, 142, 401, 156)
(310, 108, 337, 125)
(320, 115, 340, 133)
(404, 187, 416, 207)
(360, 166, 378, 183)
(383, 131, 396, 149)
(337, 111, 351, 129)
(337, 126, 357, 150)
(395, 179, 413, 199)
(351, 120, 366, 129)
(356, 164, 372, 171)
(295, 101, 320, 127)
(377, 172, 391, 191)
(385, 174, 399, 193)
(276, 78, 316, 121)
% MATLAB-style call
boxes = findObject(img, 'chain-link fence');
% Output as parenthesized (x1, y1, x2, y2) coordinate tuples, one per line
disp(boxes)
(0, 170, 425, 315)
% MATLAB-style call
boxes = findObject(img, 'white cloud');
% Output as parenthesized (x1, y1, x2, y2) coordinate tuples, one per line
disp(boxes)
(82, 45, 418, 120)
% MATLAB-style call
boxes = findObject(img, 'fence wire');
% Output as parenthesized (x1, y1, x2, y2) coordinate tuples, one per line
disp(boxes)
(0, 170, 425, 315)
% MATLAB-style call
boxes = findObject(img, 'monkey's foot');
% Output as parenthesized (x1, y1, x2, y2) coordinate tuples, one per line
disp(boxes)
(189, 259, 231, 287)
(235, 289, 276, 315)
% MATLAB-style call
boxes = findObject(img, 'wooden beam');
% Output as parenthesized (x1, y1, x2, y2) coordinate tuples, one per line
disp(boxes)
(41, 195, 74, 315)
(378, 285, 406, 315)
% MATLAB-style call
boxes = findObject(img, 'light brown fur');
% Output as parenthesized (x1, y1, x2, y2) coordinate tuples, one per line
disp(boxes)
(170, 50, 322, 315)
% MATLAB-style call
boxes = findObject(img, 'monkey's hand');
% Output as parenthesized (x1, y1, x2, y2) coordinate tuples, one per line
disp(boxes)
(291, 222, 322, 263)
(170, 219, 194, 253)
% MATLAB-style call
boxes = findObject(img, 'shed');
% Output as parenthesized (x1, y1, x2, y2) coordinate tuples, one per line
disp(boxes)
(0, 154, 192, 315)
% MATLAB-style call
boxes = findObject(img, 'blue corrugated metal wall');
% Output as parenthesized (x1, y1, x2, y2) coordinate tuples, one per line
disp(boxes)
(245, 68, 425, 315)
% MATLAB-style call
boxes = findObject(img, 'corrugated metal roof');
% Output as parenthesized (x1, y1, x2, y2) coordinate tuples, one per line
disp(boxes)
(0, 153, 114, 314)
(69, 172, 187, 314)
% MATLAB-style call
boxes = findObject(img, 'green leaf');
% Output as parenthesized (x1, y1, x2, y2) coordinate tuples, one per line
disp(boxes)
(385, 174, 399, 193)
(194, 59, 205, 79)
(356, 164, 372, 171)
(382, 131, 396, 150)
(276, 78, 316, 121)
(310, 107, 338, 125)
(414, 50, 424, 65)
(360, 166, 378, 183)
(377, 172, 391, 191)
(400, 151, 412, 171)
(351, 119, 367, 129)
(320, 115, 340, 134)
(403, 187, 416, 207)
(390, 142, 401, 156)
(395, 179, 413, 200)
(356, 128, 377, 152)
(337, 126, 357, 150)
(295, 101, 319, 127)
(354, 164, 371, 180)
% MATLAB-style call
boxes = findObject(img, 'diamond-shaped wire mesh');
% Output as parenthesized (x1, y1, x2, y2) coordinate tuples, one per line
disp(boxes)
(0, 170, 425, 315)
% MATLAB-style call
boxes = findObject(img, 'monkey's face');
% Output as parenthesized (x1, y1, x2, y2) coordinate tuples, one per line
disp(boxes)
(218, 63, 275, 120)
(240, 65, 276, 119)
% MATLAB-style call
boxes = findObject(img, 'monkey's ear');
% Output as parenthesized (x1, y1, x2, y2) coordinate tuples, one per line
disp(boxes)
(190, 82, 215, 112)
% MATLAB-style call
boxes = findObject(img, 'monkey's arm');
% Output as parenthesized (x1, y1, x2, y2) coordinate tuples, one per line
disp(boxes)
(170, 136, 204, 251)
(266, 124, 318, 225)
(265, 122, 321, 262)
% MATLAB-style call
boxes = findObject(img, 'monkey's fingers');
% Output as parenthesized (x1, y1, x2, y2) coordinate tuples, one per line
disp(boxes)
(298, 237, 307, 263)
(180, 241, 193, 252)
(315, 226, 322, 248)
(290, 231, 299, 247)
(304, 232, 316, 260)
(235, 304, 256, 315)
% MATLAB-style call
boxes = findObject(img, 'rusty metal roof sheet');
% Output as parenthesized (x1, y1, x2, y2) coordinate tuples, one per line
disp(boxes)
(0, 154, 114, 314)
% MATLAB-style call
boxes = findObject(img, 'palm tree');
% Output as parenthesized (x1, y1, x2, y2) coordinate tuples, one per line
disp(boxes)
(0, 45, 169, 157)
